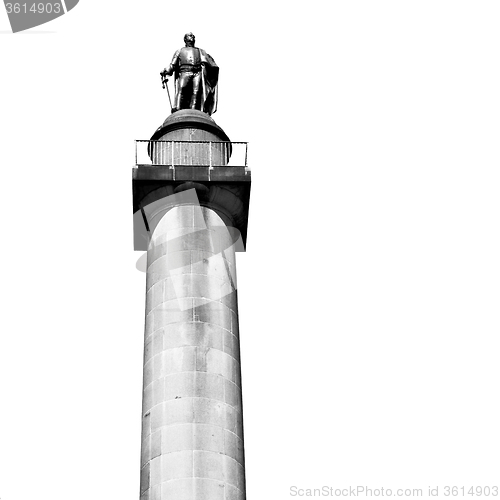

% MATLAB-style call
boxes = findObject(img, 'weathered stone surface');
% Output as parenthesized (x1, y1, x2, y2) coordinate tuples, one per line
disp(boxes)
(140, 205, 245, 499)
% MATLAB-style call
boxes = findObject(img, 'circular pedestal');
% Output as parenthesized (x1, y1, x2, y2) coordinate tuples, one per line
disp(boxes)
(149, 110, 231, 166)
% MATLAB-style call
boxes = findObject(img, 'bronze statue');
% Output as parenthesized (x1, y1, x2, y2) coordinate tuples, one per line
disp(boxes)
(160, 33, 219, 115)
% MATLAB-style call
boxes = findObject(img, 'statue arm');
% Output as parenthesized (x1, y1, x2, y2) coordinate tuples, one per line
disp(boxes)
(162, 50, 180, 77)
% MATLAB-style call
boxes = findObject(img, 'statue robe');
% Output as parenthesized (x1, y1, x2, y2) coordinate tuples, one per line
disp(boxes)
(199, 50, 219, 115)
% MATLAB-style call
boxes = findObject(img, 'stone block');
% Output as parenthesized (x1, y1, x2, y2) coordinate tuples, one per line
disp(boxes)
(193, 300, 231, 331)
(142, 412, 151, 440)
(224, 405, 243, 438)
(145, 311, 155, 338)
(141, 434, 151, 465)
(150, 456, 162, 486)
(143, 383, 153, 413)
(234, 435, 245, 468)
(165, 251, 192, 274)
(146, 240, 165, 270)
(209, 166, 248, 181)
(220, 287, 238, 312)
(189, 250, 224, 278)
(193, 206, 209, 229)
(147, 256, 170, 287)
(140, 463, 150, 494)
(165, 205, 194, 230)
(162, 423, 194, 453)
(167, 228, 218, 253)
(196, 348, 235, 383)
(161, 478, 194, 500)
(153, 353, 163, 381)
(224, 430, 244, 466)
(189, 274, 225, 302)
(235, 362, 242, 389)
(164, 323, 223, 351)
(162, 450, 193, 481)
(174, 166, 210, 180)
(193, 371, 224, 402)
(146, 281, 164, 314)
(151, 429, 161, 459)
(152, 330, 164, 354)
(223, 455, 245, 491)
(153, 298, 194, 328)
(193, 478, 225, 500)
(224, 379, 242, 412)
(198, 323, 225, 350)
(164, 398, 194, 426)
(162, 346, 197, 373)
(222, 330, 237, 359)
(144, 360, 155, 391)
(230, 310, 239, 336)
(193, 423, 224, 454)
(153, 379, 165, 405)
(144, 339, 153, 363)
(225, 484, 245, 500)
(164, 372, 195, 401)
(192, 398, 225, 427)
(150, 402, 164, 432)
(148, 252, 191, 284)
(193, 450, 224, 481)
(150, 484, 161, 500)
(163, 275, 190, 302)
(164, 226, 201, 243)
(162, 274, 231, 305)
(210, 229, 236, 257)
(201, 206, 226, 226)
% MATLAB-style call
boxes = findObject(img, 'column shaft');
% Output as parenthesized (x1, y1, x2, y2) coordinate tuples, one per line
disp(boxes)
(140, 205, 245, 500)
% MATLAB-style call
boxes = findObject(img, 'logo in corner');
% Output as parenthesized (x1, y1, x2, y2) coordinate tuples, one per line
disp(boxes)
(3, 0, 79, 32)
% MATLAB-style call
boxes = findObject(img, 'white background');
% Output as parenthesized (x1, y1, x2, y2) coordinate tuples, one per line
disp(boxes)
(1, 1, 500, 499)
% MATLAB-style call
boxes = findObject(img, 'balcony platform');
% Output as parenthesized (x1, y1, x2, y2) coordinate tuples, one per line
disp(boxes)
(132, 163, 251, 252)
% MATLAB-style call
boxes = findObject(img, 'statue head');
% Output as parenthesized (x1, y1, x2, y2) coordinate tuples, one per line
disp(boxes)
(184, 32, 195, 47)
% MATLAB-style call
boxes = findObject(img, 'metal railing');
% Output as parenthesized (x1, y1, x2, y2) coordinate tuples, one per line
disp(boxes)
(135, 140, 248, 168)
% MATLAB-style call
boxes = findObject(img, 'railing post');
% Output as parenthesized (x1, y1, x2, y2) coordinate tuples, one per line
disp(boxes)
(209, 141, 212, 169)
(171, 141, 174, 168)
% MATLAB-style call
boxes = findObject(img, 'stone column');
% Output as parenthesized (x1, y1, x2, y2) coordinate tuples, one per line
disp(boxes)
(140, 204, 245, 500)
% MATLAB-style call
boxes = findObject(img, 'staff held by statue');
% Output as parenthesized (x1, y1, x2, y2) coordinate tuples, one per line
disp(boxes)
(160, 70, 173, 114)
